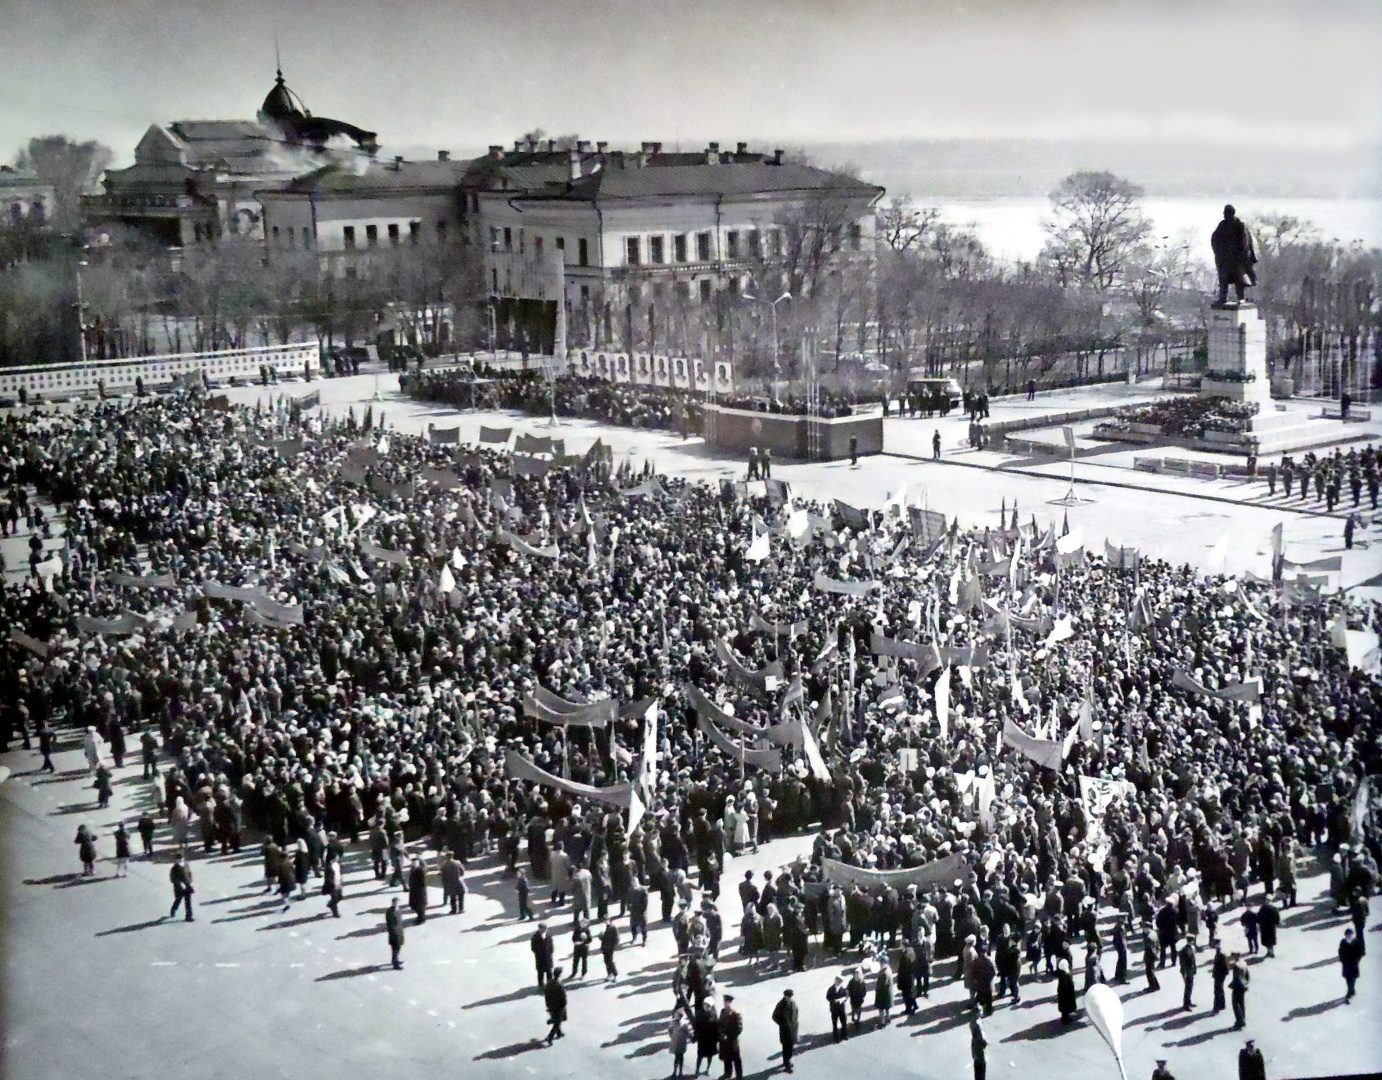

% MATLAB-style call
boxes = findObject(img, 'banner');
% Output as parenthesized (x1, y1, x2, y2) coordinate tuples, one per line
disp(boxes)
(639, 702, 659, 796)
(685, 684, 765, 739)
(359, 540, 410, 565)
(1170, 667, 1262, 704)
(479, 425, 512, 445)
(75, 612, 144, 636)
(511, 454, 550, 478)
(252, 597, 305, 627)
(523, 692, 614, 728)
(765, 479, 791, 507)
(939, 644, 990, 669)
(428, 426, 460, 445)
(1002, 717, 1064, 770)
(696, 712, 783, 770)
(419, 468, 464, 490)
(107, 571, 177, 589)
(202, 581, 268, 604)
(620, 476, 668, 499)
(751, 613, 808, 639)
(813, 570, 882, 597)
(1282, 554, 1343, 572)
(299, 389, 321, 410)
(505, 750, 636, 810)
(368, 474, 416, 500)
(909, 507, 947, 544)
(497, 529, 560, 560)
(513, 433, 554, 456)
(1345, 629, 1382, 675)
(713, 639, 785, 696)
(821, 852, 976, 892)
(10, 629, 51, 658)
(273, 438, 305, 459)
(833, 500, 870, 530)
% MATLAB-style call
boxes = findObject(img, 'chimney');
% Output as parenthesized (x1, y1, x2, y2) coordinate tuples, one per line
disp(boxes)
(577, 140, 592, 152)
(437, 150, 450, 162)
(391, 155, 404, 171)
(641, 141, 656, 153)
(568, 148, 581, 182)
(524, 137, 537, 153)
(706, 142, 720, 165)
(514, 140, 524, 152)
(653, 141, 663, 154)
(546, 139, 555, 153)
(736, 141, 747, 155)
(595, 141, 608, 154)
(488, 145, 503, 161)
(611, 151, 626, 169)
(773, 148, 784, 165)
(635, 151, 648, 168)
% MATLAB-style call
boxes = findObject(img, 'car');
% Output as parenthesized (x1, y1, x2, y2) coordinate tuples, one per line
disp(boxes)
(905, 371, 963, 408)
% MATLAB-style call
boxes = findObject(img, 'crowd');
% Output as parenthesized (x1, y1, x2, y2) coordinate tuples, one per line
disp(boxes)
(0, 385, 1378, 1079)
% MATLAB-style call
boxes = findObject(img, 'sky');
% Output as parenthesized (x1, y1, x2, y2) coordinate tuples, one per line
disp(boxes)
(0, 0, 1378, 171)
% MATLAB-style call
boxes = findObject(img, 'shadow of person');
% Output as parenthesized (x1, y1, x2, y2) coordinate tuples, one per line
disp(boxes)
(95, 916, 171, 937)
(1283, 998, 1346, 1022)
(315, 963, 388, 982)
(473, 1038, 549, 1060)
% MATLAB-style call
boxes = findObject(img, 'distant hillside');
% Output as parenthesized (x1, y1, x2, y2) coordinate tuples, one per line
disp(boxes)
(804, 138, 1380, 200)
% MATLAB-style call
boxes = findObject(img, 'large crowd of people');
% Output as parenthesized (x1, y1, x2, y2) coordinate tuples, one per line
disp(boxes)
(1, 385, 1378, 1078)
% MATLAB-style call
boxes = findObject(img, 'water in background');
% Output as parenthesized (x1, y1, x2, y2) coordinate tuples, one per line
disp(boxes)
(913, 196, 1382, 265)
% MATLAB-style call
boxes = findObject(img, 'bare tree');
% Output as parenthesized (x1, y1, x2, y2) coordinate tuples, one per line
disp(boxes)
(14, 135, 112, 227)
(1040, 171, 1151, 292)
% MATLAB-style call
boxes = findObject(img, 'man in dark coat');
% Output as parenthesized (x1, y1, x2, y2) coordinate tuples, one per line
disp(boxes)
(1339, 927, 1364, 1001)
(771, 988, 799, 1073)
(1238, 1039, 1267, 1080)
(168, 853, 194, 922)
(531, 923, 555, 986)
(718, 994, 744, 1079)
(1178, 939, 1198, 1011)
(1257, 899, 1280, 958)
(1229, 954, 1250, 1029)
(1212, 945, 1230, 1014)
(407, 856, 429, 924)
(544, 967, 567, 1042)
(385, 897, 405, 970)
(971, 1016, 988, 1080)
(1211, 205, 1257, 305)
(827, 975, 849, 1042)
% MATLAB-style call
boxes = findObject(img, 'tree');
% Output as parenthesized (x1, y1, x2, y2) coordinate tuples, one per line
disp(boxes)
(1040, 171, 1150, 292)
(14, 135, 112, 227)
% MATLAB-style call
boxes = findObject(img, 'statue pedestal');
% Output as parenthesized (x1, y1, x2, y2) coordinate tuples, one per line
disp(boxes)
(1202, 303, 1271, 409)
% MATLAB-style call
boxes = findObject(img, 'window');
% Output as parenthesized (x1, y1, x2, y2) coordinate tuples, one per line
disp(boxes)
(580, 284, 590, 304)
(555, 237, 565, 251)
(649, 236, 665, 264)
(534, 236, 544, 258)
(578, 238, 589, 266)
(388, 223, 400, 246)
(770, 229, 783, 257)
(518, 228, 525, 254)
(365, 224, 378, 248)
(674, 281, 690, 302)
(626, 237, 641, 266)
(849, 223, 863, 250)
(409, 222, 420, 244)
(303, 227, 312, 247)
(470, 193, 480, 213)
(629, 286, 642, 306)
(503, 227, 512, 251)
(345, 266, 358, 280)
(725, 230, 739, 259)
(491, 269, 499, 292)
(747, 229, 761, 259)
(674, 234, 688, 262)
(699, 279, 713, 303)
(271, 225, 280, 242)
(696, 231, 712, 261)
(31, 201, 45, 226)
(437, 220, 448, 242)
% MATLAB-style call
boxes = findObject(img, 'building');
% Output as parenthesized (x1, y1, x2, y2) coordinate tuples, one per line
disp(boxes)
(0, 166, 55, 227)
(260, 137, 884, 355)
(82, 69, 377, 247)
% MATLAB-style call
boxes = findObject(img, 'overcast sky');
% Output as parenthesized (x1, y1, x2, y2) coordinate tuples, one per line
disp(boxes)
(1, 0, 1378, 166)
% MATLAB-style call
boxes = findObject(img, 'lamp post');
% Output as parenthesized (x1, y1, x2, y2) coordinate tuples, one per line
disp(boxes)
(743, 290, 790, 398)
(75, 258, 89, 363)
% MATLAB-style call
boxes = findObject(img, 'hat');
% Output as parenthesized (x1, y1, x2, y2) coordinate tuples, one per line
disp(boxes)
(723, 995, 734, 1003)
(783, 989, 793, 997)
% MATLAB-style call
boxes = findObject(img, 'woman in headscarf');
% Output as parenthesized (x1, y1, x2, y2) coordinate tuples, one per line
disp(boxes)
(1056, 958, 1079, 1024)
(874, 950, 895, 1025)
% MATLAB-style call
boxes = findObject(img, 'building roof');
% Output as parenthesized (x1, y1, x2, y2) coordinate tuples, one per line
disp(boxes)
(0, 166, 52, 191)
(262, 159, 471, 198)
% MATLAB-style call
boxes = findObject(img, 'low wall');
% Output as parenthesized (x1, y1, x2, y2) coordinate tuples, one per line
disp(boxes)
(0, 343, 319, 402)
(702, 404, 882, 462)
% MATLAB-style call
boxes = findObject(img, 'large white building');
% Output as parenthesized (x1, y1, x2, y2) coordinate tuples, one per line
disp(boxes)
(1, 166, 55, 228)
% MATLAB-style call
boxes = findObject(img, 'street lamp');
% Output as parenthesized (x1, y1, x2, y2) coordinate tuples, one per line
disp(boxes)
(743, 290, 790, 398)
(75, 258, 90, 363)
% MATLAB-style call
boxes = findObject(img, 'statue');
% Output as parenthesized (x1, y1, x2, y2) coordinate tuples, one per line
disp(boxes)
(1211, 204, 1258, 306)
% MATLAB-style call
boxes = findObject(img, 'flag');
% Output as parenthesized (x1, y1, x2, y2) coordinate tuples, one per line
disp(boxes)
(798, 714, 830, 780)
(1353, 776, 1373, 837)
(639, 702, 659, 797)
(1062, 425, 1076, 454)
(1002, 717, 1064, 770)
(1084, 983, 1127, 1080)
(746, 529, 771, 562)
(878, 681, 905, 711)
(439, 564, 456, 594)
(479, 425, 512, 444)
(451, 547, 466, 570)
(1206, 533, 1228, 571)
(1011, 673, 1030, 713)
(1042, 615, 1074, 649)
(1078, 686, 1094, 742)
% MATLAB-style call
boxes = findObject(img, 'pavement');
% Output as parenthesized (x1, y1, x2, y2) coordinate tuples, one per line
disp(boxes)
(2, 373, 1380, 1079)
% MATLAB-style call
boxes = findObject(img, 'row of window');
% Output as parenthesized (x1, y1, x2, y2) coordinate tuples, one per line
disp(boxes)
(8, 200, 45, 227)
(490, 227, 588, 267)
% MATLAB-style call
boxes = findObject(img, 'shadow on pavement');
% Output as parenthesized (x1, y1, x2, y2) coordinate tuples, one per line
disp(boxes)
(462, 984, 538, 1010)
(315, 963, 387, 982)
(1162, 1024, 1239, 1047)
(1002, 1015, 1083, 1042)
(95, 916, 170, 937)
(473, 1037, 548, 1060)
(1283, 998, 1347, 1022)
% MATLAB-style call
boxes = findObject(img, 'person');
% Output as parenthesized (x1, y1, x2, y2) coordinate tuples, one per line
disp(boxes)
(324, 855, 343, 918)
(747, 448, 760, 481)
(407, 855, 429, 924)
(37, 722, 55, 773)
(531, 923, 555, 987)
(74, 824, 97, 876)
(113, 822, 130, 878)
(137, 812, 156, 859)
(168, 853, 194, 922)
(1178, 938, 1198, 1011)
(1229, 954, 1250, 1029)
(1152, 1060, 1176, 1080)
(694, 1000, 720, 1076)
(932, 429, 941, 460)
(1056, 958, 1078, 1023)
(441, 852, 466, 915)
(1027, 378, 1037, 401)
(385, 896, 405, 970)
(516, 870, 534, 920)
(1143, 924, 1161, 992)
(1239, 1038, 1267, 1080)
(668, 1005, 692, 1078)
(1242, 906, 1259, 956)
(1339, 927, 1364, 1001)
(1257, 898, 1280, 959)
(1212, 945, 1229, 1014)
(827, 975, 849, 1042)
(718, 994, 744, 1079)
(544, 967, 568, 1043)
(875, 956, 895, 1025)
(761, 448, 772, 479)
(847, 968, 867, 1034)
(600, 919, 620, 983)
(971, 1016, 988, 1080)
(849, 435, 859, 468)
(771, 988, 798, 1073)
(140, 727, 159, 779)
(1344, 512, 1357, 550)
(1211, 204, 1258, 305)
(569, 917, 591, 980)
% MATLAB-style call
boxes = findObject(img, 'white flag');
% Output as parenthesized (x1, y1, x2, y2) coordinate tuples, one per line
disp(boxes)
(746, 529, 770, 563)
(376, 434, 390, 456)
(451, 546, 467, 569)
(439, 564, 456, 594)
(935, 666, 951, 740)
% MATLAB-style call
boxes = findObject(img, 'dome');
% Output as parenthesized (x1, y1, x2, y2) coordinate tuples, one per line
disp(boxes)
(259, 70, 309, 123)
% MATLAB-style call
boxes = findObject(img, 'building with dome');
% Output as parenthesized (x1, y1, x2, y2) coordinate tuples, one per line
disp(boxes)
(81, 70, 377, 247)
